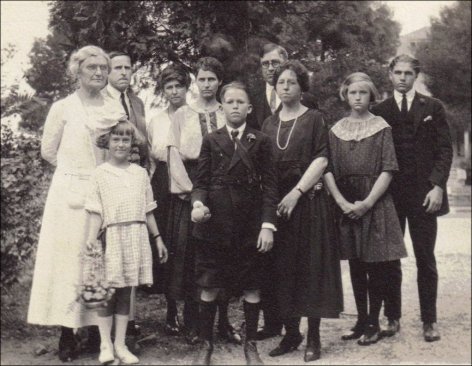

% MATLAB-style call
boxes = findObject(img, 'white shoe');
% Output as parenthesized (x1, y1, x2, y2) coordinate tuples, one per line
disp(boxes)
(98, 344, 114, 364)
(115, 344, 139, 364)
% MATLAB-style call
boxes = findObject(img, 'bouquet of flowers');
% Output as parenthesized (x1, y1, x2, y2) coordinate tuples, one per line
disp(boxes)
(78, 239, 115, 309)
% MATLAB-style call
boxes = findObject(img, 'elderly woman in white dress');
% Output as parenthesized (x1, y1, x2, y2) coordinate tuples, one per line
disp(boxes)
(27, 45, 123, 362)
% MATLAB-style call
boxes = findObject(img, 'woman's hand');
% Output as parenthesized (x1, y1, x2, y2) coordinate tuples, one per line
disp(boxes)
(156, 237, 168, 263)
(257, 228, 274, 253)
(277, 189, 302, 220)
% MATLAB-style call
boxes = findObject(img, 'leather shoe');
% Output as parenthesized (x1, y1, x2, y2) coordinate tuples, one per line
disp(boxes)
(256, 327, 282, 341)
(341, 322, 365, 340)
(269, 333, 303, 357)
(357, 324, 381, 346)
(192, 340, 213, 365)
(304, 340, 321, 362)
(185, 327, 200, 345)
(380, 319, 400, 338)
(218, 324, 242, 345)
(244, 340, 264, 365)
(165, 315, 182, 336)
(423, 322, 441, 342)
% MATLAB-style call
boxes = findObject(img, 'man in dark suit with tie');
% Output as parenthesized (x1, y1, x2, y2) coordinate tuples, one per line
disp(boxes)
(104, 51, 149, 170)
(371, 54, 453, 342)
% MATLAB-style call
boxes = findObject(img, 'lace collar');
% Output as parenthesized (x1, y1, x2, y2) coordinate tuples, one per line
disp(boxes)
(331, 115, 390, 142)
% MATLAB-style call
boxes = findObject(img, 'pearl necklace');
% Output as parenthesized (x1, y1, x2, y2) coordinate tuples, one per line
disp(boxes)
(276, 117, 298, 150)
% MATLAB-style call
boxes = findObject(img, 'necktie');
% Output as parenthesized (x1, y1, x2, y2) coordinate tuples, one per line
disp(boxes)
(269, 88, 277, 114)
(120, 92, 130, 119)
(400, 93, 408, 119)
(231, 129, 239, 147)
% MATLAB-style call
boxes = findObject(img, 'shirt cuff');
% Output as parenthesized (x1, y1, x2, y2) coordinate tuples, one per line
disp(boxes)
(262, 222, 277, 232)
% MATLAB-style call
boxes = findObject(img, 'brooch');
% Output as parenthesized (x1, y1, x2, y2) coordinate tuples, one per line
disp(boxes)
(423, 115, 433, 123)
(247, 133, 256, 142)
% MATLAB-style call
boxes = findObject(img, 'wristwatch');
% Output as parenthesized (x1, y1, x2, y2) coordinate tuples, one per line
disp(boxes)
(296, 185, 304, 195)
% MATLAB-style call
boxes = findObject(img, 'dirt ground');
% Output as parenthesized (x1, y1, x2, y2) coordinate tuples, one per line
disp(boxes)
(1, 215, 471, 365)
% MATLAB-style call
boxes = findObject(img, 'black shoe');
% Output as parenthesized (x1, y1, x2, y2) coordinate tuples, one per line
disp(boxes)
(341, 322, 365, 340)
(256, 327, 282, 341)
(269, 333, 303, 357)
(58, 329, 79, 362)
(304, 342, 321, 362)
(185, 327, 201, 345)
(165, 315, 182, 336)
(423, 322, 441, 342)
(218, 323, 242, 345)
(357, 324, 381, 346)
(380, 319, 400, 338)
(244, 340, 264, 365)
(192, 340, 213, 365)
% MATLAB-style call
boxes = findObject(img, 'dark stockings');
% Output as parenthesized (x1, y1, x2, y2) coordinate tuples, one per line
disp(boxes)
(199, 301, 217, 342)
(243, 301, 260, 341)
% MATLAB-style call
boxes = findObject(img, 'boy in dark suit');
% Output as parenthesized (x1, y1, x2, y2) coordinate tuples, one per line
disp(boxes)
(372, 54, 453, 342)
(191, 82, 278, 365)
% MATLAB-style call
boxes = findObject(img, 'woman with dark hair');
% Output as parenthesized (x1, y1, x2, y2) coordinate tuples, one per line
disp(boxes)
(147, 64, 192, 336)
(261, 60, 343, 362)
(165, 57, 241, 345)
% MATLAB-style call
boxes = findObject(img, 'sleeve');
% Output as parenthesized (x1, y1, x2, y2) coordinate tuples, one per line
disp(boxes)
(84, 171, 103, 216)
(311, 112, 329, 161)
(429, 100, 453, 188)
(166, 109, 193, 194)
(191, 134, 212, 206)
(260, 134, 279, 226)
(144, 171, 157, 213)
(381, 127, 399, 173)
(41, 101, 66, 166)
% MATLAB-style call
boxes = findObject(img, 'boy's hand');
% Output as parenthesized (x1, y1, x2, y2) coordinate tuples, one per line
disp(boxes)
(257, 228, 274, 253)
(191, 205, 211, 223)
(156, 237, 168, 263)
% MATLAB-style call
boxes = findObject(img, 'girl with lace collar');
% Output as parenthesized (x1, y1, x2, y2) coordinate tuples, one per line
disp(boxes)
(324, 72, 407, 346)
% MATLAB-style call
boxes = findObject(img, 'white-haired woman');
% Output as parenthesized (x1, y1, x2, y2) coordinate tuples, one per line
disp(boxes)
(27, 45, 124, 362)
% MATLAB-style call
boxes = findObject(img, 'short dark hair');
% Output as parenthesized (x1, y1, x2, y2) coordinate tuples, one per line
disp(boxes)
(158, 64, 191, 91)
(273, 60, 310, 92)
(194, 57, 224, 81)
(389, 54, 420, 75)
(108, 51, 131, 61)
(219, 81, 250, 102)
(260, 43, 288, 60)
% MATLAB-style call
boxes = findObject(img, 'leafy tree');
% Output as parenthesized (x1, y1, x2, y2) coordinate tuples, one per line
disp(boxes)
(416, 1, 471, 133)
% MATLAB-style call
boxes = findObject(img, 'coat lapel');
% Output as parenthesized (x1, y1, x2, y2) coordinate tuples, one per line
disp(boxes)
(410, 93, 427, 134)
(213, 127, 234, 158)
(228, 127, 256, 172)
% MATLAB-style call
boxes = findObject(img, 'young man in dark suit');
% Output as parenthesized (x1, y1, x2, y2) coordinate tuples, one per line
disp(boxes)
(191, 82, 278, 365)
(371, 54, 453, 342)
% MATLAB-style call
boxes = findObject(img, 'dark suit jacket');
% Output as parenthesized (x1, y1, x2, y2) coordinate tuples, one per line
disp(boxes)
(371, 93, 453, 216)
(103, 87, 150, 169)
(247, 87, 318, 130)
(191, 126, 278, 242)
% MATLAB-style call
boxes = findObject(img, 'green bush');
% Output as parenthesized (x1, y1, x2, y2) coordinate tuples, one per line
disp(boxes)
(1, 125, 53, 290)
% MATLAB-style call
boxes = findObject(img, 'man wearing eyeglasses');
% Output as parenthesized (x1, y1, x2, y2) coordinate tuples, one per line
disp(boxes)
(248, 43, 318, 130)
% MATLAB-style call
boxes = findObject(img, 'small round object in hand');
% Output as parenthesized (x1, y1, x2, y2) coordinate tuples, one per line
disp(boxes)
(192, 208, 205, 222)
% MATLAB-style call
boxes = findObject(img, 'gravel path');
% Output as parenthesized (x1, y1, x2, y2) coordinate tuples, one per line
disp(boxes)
(1, 215, 470, 365)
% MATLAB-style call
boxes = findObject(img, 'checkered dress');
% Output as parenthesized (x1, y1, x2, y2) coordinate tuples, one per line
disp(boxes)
(85, 162, 157, 287)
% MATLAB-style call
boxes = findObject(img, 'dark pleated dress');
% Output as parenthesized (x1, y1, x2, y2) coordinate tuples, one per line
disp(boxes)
(262, 109, 344, 319)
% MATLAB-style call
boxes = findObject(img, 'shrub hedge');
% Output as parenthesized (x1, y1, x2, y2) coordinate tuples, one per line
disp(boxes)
(1, 125, 53, 289)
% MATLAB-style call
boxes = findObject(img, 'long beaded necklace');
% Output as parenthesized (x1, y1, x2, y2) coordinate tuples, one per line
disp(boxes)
(276, 116, 298, 150)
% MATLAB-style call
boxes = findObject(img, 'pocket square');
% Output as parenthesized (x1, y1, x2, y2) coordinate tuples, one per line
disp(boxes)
(423, 115, 433, 122)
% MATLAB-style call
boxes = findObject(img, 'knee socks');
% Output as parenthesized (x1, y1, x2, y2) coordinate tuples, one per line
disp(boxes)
(243, 301, 260, 342)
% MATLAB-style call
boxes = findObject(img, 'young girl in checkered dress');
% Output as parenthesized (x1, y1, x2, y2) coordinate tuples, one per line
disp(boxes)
(85, 119, 168, 364)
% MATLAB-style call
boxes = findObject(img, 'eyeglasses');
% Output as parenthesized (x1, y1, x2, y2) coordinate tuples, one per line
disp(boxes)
(261, 60, 282, 69)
